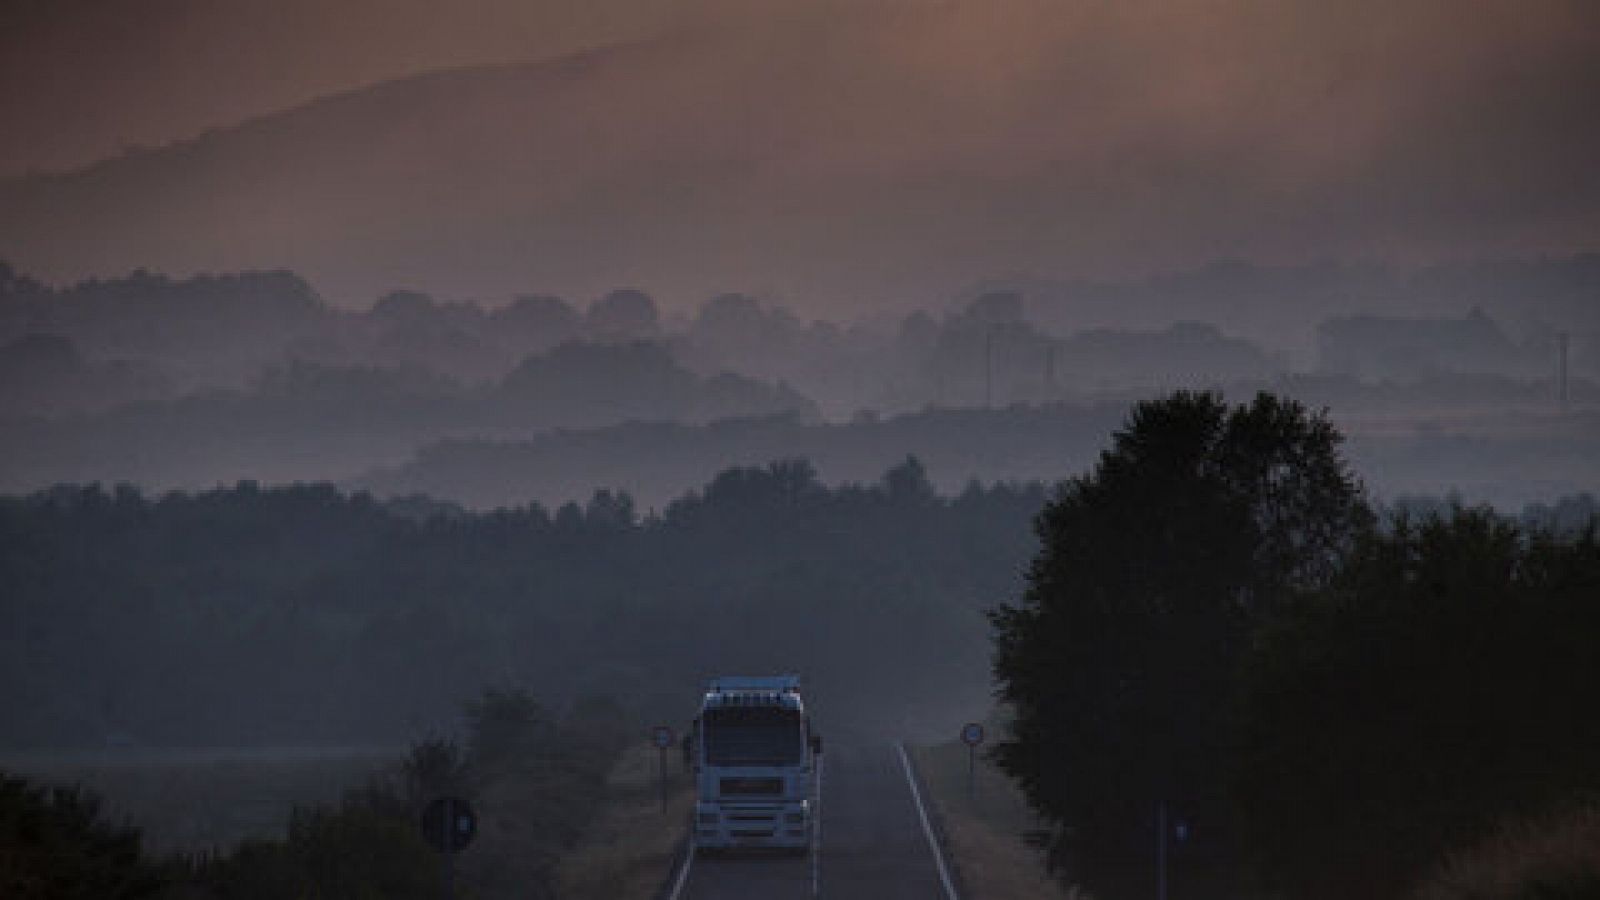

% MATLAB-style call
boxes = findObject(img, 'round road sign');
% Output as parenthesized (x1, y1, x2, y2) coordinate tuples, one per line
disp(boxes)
(421, 796, 477, 854)
(961, 722, 985, 746)
(651, 725, 675, 748)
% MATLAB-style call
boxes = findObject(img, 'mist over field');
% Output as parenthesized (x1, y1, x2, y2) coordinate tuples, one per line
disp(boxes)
(2, 2, 1598, 898)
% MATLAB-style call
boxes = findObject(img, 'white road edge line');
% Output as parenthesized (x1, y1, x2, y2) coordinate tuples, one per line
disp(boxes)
(895, 741, 961, 900)
(666, 828, 695, 900)
(811, 752, 825, 896)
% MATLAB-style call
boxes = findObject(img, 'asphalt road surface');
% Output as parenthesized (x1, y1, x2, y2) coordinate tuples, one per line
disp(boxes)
(671, 737, 958, 899)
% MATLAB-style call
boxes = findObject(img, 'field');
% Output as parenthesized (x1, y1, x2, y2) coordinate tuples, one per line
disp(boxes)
(556, 741, 694, 900)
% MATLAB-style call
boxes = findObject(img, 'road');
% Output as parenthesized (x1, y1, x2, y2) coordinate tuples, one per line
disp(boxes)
(671, 737, 958, 900)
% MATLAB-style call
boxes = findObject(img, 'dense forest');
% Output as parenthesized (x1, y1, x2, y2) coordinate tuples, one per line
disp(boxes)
(0, 457, 1044, 749)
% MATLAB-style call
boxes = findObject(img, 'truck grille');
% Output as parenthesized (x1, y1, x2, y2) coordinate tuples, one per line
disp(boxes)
(720, 776, 783, 796)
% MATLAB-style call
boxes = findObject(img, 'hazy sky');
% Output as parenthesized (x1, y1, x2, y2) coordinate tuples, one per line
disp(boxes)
(2, 0, 1597, 309)
(6, 0, 1597, 176)
(0, 0, 687, 175)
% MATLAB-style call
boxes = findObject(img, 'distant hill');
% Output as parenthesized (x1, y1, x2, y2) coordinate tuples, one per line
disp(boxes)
(349, 401, 1600, 511)
(350, 405, 1124, 510)
(0, 334, 171, 416)
(0, 263, 328, 388)
(4, 2, 1597, 314)
(0, 341, 815, 492)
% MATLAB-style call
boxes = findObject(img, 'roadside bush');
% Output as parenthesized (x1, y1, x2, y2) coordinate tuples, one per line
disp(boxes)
(181, 777, 437, 899)
(0, 772, 164, 899)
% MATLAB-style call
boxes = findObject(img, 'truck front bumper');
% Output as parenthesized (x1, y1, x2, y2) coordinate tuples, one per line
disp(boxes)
(693, 800, 810, 850)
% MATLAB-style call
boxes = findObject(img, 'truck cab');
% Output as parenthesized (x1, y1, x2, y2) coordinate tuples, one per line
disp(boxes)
(691, 675, 821, 852)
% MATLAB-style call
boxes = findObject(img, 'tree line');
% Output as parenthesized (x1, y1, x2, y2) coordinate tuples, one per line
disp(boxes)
(0, 459, 1045, 749)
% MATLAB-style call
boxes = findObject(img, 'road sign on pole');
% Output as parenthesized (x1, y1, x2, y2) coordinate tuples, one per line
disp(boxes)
(651, 725, 675, 814)
(421, 795, 477, 900)
(960, 722, 985, 803)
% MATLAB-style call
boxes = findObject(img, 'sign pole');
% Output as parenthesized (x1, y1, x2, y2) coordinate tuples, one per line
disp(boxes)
(1157, 799, 1167, 900)
(959, 722, 985, 808)
(967, 743, 976, 804)
(659, 742, 669, 814)
(650, 725, 675, 816)
(442, 796, 455, 900)
(420, 794, 474, 900)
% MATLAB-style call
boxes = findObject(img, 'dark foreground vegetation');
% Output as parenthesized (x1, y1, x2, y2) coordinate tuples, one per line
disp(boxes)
(992, 392, 1600, 899)
(1, 685, 627, 899)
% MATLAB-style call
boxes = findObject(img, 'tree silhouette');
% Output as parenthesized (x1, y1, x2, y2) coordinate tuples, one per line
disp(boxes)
(0, 774, 163, 899)
(467, 686, 555, 775)
(401, 737, 470, 808)
(1234, 509, 1600, 898)
(989, 391, 1367, 896)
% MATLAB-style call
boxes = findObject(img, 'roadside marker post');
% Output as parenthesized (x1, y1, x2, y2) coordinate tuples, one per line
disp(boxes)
(651, 725, 675, 814)
(1158, 799, 1167, 900)
(421, 795, 476, 900)
(960, 722, 985, 805)
(1156, 801, 1189, 900)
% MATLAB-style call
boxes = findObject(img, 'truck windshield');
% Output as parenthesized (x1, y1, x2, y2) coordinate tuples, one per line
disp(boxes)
(704, 707, 802, 766)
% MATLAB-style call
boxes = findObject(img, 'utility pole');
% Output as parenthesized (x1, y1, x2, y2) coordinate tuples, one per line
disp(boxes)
(985, 327, 994, 408)
(660, 743, 669, 814)
(441, 796, 456, 900)
(1558, 331, 1570, 413)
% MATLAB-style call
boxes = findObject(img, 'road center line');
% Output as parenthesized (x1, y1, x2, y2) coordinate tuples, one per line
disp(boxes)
(895, 741, 961, 900)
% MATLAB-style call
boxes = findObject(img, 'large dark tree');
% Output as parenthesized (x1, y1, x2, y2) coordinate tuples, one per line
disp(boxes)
(1234, 509, 1600, 899)
(989, 391, 1368, 896)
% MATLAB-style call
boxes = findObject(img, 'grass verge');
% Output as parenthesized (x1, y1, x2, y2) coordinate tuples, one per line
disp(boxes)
(1411, 806, 1600, 900)
(912, 739, 1079, 899)
(556, 741, 694, 900)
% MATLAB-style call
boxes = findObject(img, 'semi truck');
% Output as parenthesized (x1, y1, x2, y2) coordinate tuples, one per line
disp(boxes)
(690, 674, 822, 852)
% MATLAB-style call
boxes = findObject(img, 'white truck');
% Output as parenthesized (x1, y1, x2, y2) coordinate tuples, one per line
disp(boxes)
(689, 675, 822, 852)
